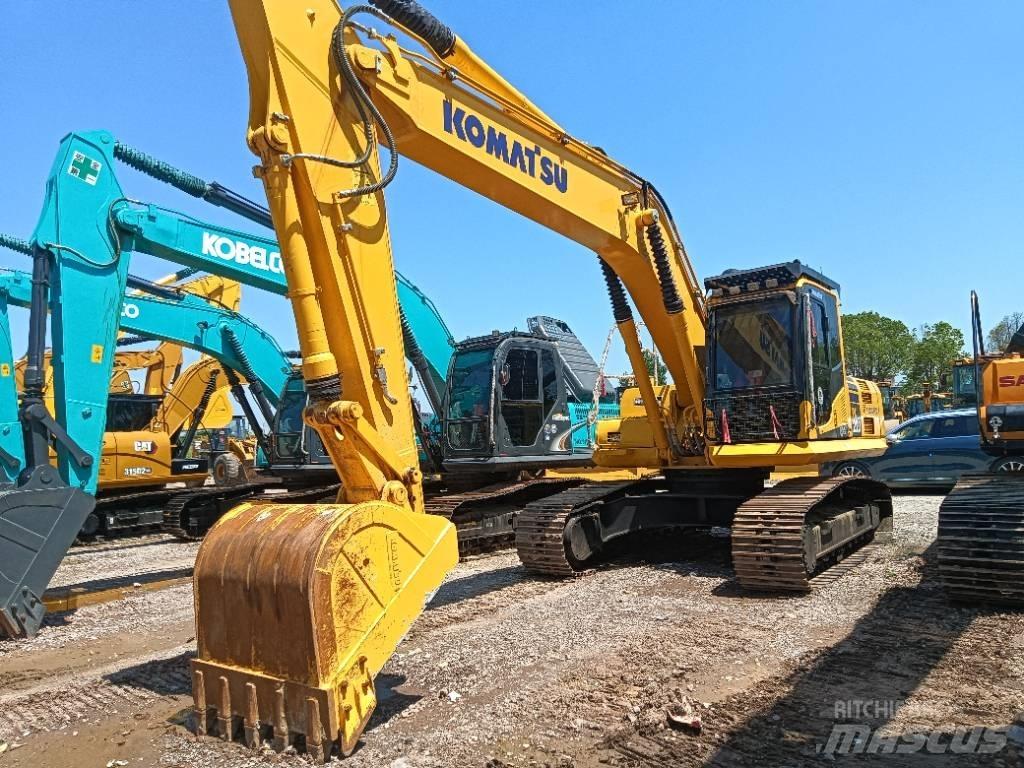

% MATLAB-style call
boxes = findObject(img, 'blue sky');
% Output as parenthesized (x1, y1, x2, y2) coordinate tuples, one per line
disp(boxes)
(1, 1, 1021, 380)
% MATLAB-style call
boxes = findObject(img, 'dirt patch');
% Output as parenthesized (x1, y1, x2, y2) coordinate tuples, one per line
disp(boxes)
(2, 496, 1022, 768)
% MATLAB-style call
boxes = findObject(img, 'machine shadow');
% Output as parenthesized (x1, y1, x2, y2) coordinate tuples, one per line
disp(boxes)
(599, 528, 734, 578)
(50, 566, 193, 597)
(363, 673, 422, 732)
(105, 649, 194, 696)
(694, 541, 1010, 767)
(427, 563, 528, 610)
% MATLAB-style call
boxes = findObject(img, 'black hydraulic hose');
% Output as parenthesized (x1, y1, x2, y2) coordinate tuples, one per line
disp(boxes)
(599, 257, 633, 324)
(176, 370, 220, 460)
(222, 327, 276, 426)
(113, 143, 273, 230)
(116, 335, 147, 347)
(0, 233, 31, 256)
(283, 5, 400, 199)
(400, 308, 444, 417)
(126, 274, 182, 301)
(645, 219, 684, 315)
(222, 366, 273, 460)
(367, 0, 456, 58)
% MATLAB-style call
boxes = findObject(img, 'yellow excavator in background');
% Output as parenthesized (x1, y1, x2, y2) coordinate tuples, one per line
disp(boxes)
(110, 343, 184, 396)
(938, 291, 1024, 604)
(189, 0, 891, 758)
(15, 342, 183, 410)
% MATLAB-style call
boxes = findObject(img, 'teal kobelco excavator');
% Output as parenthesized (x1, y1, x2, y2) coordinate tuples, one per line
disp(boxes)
(23, 131, 619, 523)
(0, 129, 616, 637)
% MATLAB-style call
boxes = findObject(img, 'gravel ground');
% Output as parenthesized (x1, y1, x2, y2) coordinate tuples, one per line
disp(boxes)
(1, 494, 1022, 768)
(51, 535, 200, 589)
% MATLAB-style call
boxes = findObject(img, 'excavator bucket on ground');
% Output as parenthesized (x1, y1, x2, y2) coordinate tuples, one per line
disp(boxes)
(0, 468, 94, 636)
(192, 499, 457, 759)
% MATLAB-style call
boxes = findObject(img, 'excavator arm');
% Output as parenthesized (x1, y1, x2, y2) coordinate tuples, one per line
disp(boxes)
(227, 2, 707, 475)
(0, 270, 292, 412)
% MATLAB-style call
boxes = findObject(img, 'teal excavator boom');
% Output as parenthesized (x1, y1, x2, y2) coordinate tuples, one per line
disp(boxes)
(0, 129, 458, 637)
(0, 256, 295, 480)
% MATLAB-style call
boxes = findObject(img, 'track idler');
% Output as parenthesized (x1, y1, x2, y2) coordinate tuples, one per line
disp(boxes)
(0, 466, 96, 638)
(191, 499, 457, 759)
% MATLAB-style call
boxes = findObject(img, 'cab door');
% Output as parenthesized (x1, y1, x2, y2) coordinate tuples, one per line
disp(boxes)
(808, 292, 843, 430)
(496, 345, 546, 456)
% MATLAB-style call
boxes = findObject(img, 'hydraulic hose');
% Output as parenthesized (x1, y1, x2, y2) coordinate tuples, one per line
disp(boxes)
(113, 143, 273, 229)
(644, 219, 684, 315)
(367, 0, 456, 58)
(0, 233, 31, 256)
(281, 5, 401, 198)
(222, 327, 276, 426)
(599, 258, 632, 324)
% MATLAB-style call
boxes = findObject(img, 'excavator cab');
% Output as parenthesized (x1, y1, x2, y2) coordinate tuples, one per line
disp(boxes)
(952, 360, 979, 408)
(443, 316, 605, 473)
(265, 373, 333, 478)
(705, 261, 866, 444)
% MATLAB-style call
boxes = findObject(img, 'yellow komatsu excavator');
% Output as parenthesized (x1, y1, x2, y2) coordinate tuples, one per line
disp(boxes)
(193, 0, 890, 758)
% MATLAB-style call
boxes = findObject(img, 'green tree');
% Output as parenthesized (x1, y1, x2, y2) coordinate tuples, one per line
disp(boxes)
(841, 311, 915, 381)
(987, 311, 1024, 353)
(643, 349, 669, 385)
(908, 321, 965, 390)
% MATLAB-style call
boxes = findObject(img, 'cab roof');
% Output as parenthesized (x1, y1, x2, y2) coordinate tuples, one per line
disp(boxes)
(704, 260, 840, 294)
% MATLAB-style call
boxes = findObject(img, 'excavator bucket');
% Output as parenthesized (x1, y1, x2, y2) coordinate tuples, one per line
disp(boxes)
(191, 499, 457, 759)
(0, 467, 95, 637)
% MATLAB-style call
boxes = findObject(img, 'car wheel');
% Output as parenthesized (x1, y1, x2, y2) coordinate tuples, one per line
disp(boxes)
(992, 456, 1024, 474)
(833, 461, 870, 479)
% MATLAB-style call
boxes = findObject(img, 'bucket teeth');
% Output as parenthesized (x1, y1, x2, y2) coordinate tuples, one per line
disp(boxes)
(243, 683, 260, 749)
(306, 698, 325, 763)
(217, 676, 234, 742)
(272, 685, 288, 751)
(192, 670, 208, 737)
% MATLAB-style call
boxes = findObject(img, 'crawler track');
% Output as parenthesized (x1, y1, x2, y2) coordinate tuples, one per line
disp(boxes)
(938, 472, 1024, 605)
(515, 482, 635, 576)
(162, 482, 342, 540)
(427, 477, 584, 558)
(732, 476, 891, 592)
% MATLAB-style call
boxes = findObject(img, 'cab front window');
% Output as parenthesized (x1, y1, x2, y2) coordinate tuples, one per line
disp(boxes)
(712, 298, 795, 391)
(446, 347, 495, 450)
